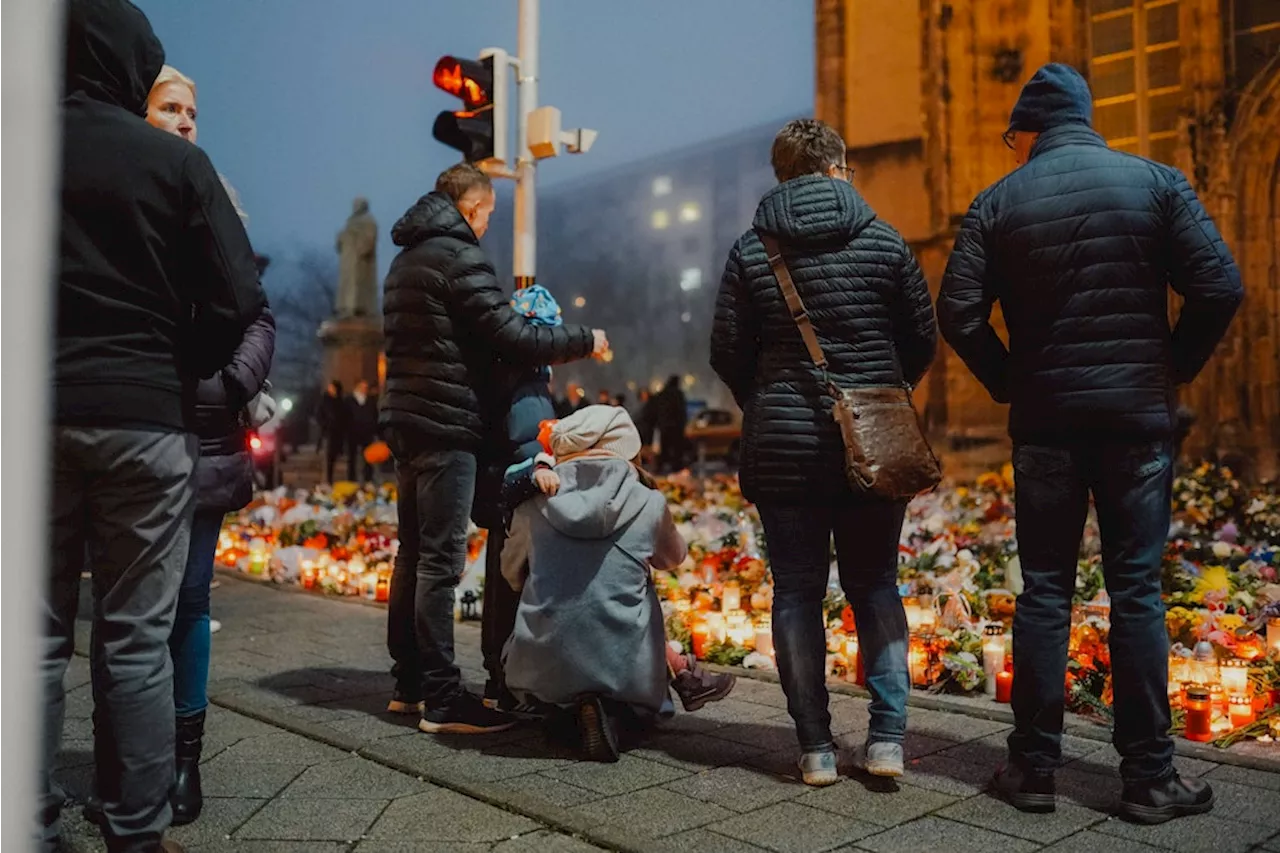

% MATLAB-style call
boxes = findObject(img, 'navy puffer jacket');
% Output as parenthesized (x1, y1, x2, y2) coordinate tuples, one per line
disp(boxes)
(711, 176, 937, 504)
(938, 125, 1243, 443)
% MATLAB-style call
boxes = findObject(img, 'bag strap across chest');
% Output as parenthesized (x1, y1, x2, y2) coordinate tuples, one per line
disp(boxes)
(758, 232, 828, 371)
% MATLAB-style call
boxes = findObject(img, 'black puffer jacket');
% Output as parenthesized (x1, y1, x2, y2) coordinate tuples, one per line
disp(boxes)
(192, 303, 275, 512)
(711, 176, 937, 504)
(938, 125, 1243, 443)
(380, 192, 596, 457)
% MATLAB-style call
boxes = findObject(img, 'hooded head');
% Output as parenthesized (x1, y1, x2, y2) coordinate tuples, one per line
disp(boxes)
(1007, 63, 1093, 135)
(65, 0, 165, 117)
(551, 405, 642, 463)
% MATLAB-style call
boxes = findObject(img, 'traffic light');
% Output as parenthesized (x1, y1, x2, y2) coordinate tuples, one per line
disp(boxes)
(432, 49, 508, 167)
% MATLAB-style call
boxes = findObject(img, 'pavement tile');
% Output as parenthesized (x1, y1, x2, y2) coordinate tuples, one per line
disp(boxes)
(199, 756, 309, 798)
(353, 843, 487, 853)
(703, 720, 801, 754)
(630, 731, 768, 773)
(492, 829, 607, 852)
(319, 711, 422, 742)
(489, 774, 605, 809)
(723, 677, 791, 709)
(1261, 830, 1280, 852)
(410, 742, 575, 783)
(542, 754, 691, 796)
(854, 816, 1039, 853)
(1205, 763, 1280, 793)
(827, 700, 874, 736)
(707, 801, 880, 853)
(1056, 765, 1122, 812)
(168, 797, 268, 847)
(183, 843, 349, 853)
(657, 710, 730, 735)
(572, 786, 733, 838)
(695, 698, 789, 726)
(935, 793, 1108, 843)
(213, 731, 352, 765)
(899, 753, 995, 798)
(664, 765, 808, 812)
(904, 708, 1011, 743)
(278, 757, 431, 800)
(1093, 812, 1275, 853)
(1038, 829, 1168, 852)
(798, 777, 957, 827)
(233, 796, 387, 841)
(1191, 780, 1280, 830)
(366, 789, 539, 842)
(902, 732, 955, 760)
(649, 828, 770, 852)
(64, 686, 95, 719)
(937, 730, 1100, 766)
(741, 748, 805, 782)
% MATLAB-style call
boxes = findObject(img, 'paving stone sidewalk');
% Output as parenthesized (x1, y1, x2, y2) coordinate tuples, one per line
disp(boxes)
(59, 575, 1280, 853)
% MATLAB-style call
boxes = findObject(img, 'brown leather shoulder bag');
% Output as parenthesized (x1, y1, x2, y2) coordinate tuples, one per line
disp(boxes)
(758, 232, 942, 499)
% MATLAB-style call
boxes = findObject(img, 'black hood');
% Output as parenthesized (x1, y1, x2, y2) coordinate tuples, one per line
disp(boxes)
(752, 175, 877, 248)
(391, 192, 478, 249)
(65, 0, 164, 117)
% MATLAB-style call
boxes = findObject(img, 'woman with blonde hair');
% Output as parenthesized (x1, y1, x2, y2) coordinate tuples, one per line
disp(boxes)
(89, 64, 275, 830)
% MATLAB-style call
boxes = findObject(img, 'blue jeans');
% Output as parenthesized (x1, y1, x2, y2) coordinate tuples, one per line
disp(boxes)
(1009, 440, 1175, 781)
(757, 501, 909, 752)
(169, 509, 223, 718)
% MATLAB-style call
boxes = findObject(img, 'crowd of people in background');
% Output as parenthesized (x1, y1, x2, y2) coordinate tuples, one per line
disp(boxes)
(44, 0, 1245, 847)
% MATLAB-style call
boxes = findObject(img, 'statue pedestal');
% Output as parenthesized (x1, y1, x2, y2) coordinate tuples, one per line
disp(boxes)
(318, 316, 383, 393)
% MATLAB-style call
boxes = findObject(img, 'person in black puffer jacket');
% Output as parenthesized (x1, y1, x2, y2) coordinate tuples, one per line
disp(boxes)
(380, 163, 606, 734)
(711, 118, 936, 786)
(938, 63, 1242, 823)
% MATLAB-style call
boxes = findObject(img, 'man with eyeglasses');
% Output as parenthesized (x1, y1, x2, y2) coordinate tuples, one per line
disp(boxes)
(938, 62, 1241, 824)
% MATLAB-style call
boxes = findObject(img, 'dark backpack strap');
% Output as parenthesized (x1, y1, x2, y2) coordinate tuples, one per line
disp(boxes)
(758, 232, 828, 371)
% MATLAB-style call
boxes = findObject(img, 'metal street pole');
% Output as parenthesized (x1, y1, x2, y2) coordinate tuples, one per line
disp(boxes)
(513, 0, 538, 288)
(0, 0, 58, 835)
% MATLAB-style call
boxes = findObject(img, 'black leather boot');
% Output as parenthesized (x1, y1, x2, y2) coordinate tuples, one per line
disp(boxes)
(171, 711, 205, 826)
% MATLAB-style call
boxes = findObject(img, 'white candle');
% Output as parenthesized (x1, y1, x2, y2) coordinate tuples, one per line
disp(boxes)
(754, 621, 774, 657)
(903, 596, 923, 632)
(1220, 659, 1249, 695)
(844, 636, 860, 684)
(721, 581, 741, 613)
(983, 625, 1005, 697)
(1268, 618, 1280, 655)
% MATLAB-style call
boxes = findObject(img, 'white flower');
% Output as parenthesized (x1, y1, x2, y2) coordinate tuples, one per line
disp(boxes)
(1212, 541, 1233, 559)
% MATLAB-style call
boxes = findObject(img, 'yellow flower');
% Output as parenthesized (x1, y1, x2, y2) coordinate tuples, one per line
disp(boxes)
(1191, 565, 1231, 601)
(331, 481, 359, 502)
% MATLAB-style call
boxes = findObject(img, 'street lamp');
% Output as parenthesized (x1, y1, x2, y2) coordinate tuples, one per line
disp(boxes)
(281, 397, 294, 413)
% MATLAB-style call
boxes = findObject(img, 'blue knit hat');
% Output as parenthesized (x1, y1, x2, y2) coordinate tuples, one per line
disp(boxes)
(1007, 63, 1093, 133)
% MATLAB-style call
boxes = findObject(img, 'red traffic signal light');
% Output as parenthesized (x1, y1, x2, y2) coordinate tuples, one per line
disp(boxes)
(432, 56, 490, 110)
(432, 50, 507, 166)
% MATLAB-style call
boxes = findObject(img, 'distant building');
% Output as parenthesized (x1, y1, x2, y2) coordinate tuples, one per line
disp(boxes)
(816, 0, 1280, 479)
(484, 118, 799, 409)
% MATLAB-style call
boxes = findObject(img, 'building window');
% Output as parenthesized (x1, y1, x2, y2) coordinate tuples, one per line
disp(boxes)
(652, 176, 672, 197)
(678, 201, 701, 223)
(1088, 0, 1182, 165)
(1230, 1, 1280, 89)
(679, 268, 703, 291)
(651, 209, 670, 230)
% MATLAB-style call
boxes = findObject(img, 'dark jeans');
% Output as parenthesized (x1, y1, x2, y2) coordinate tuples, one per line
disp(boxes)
(43, 428, 198, 853)
(1009, 440, 1175, 781)
(348, 438, 376, 484)
(325, 435, 344, 484)
(481, 524, 520, 690)
(386, 450, 477, 709)
(757, 501, 909, 752)
(170, 509, 224, 718)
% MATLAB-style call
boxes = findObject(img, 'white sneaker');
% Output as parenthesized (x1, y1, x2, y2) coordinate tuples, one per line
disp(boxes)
(798, 749, 839, 787)
(864, 741, 904, 777)
(209, 619, 222, 635)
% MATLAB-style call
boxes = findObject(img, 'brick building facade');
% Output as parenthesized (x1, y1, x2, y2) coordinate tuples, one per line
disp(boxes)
(816, 0, 1279, 479)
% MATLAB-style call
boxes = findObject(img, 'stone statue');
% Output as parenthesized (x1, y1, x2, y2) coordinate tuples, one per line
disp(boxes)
(335, 197, 378, 318)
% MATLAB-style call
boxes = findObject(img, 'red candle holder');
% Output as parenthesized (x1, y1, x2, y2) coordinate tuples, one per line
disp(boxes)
(995, 671, 1013, 703)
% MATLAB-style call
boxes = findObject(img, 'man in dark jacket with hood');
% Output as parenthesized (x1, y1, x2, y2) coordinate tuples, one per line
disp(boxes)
(380, 162, 606, 734)
(47, 1, 266, 851)
(939, 63, 1242, 823)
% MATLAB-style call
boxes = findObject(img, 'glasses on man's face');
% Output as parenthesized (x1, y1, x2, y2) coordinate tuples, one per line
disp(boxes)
(1002, 129, 1017, 150)
(832, 164, 855, 183)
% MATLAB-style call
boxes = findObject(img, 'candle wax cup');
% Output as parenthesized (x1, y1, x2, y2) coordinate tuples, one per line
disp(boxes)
(995, 671, 1013, 703)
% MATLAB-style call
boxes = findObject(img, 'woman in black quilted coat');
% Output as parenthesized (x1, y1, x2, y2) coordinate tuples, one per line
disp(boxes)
(711, 119, 936, 786)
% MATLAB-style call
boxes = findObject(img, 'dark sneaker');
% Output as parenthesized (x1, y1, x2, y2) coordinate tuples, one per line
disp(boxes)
(671, 659, 737, 712)
(1119, 772, 1214, 825)
(419, 692, 516, 734)
(387, 684, 424, 715)
(576, 696, 619, 763)
(992, 762, 1056, 813)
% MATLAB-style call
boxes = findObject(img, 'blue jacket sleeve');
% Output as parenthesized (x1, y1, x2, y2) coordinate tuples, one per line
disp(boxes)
(937, 198, 1010, 403)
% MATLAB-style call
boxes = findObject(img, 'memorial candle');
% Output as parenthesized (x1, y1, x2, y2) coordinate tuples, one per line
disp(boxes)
(1269, 617, 1280, 656)
(903, 597, 923, 633)
(754, 616, 774, 657)
(721, 581, 741, 613)
(691, 622, 711, 659)
(300, 560, 317, 590)
(995, 670, 1013, 703)
(375, 574, 390, 603)
(844, 636, 860, 684)
(1221, 659, 1249, 695)
(1183, 685, 1213, 742)
(983, 625, 1005, 697)
(1228, 694, 1254, 729)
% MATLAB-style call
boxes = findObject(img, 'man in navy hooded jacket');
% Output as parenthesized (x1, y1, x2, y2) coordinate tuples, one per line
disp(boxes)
(939, 63, 1241, 823)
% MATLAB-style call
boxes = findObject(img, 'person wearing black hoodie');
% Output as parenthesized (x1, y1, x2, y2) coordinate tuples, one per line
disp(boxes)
(46, 2, 265, 851)
(939, 63, 1242, 823)
(710, 119, 937, 787)
(380, 162, 606, 734)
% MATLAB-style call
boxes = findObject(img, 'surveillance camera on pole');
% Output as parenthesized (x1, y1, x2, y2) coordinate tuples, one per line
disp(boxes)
(528, 106, 597, 158)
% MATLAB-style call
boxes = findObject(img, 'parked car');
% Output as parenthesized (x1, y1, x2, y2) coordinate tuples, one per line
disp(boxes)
(687, 408, 741, 464)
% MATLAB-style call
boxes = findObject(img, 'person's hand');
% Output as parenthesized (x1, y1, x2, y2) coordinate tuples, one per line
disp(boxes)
(591, 329, 610, 359)
(534, 468, 561, 496)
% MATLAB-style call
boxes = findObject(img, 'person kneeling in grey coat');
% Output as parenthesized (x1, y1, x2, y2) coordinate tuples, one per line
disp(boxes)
(502, 405, 734, 762)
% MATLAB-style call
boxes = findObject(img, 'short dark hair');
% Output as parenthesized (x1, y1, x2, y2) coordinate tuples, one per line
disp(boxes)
(435, 163, 492, 202)
(770, 118, 846, 182)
